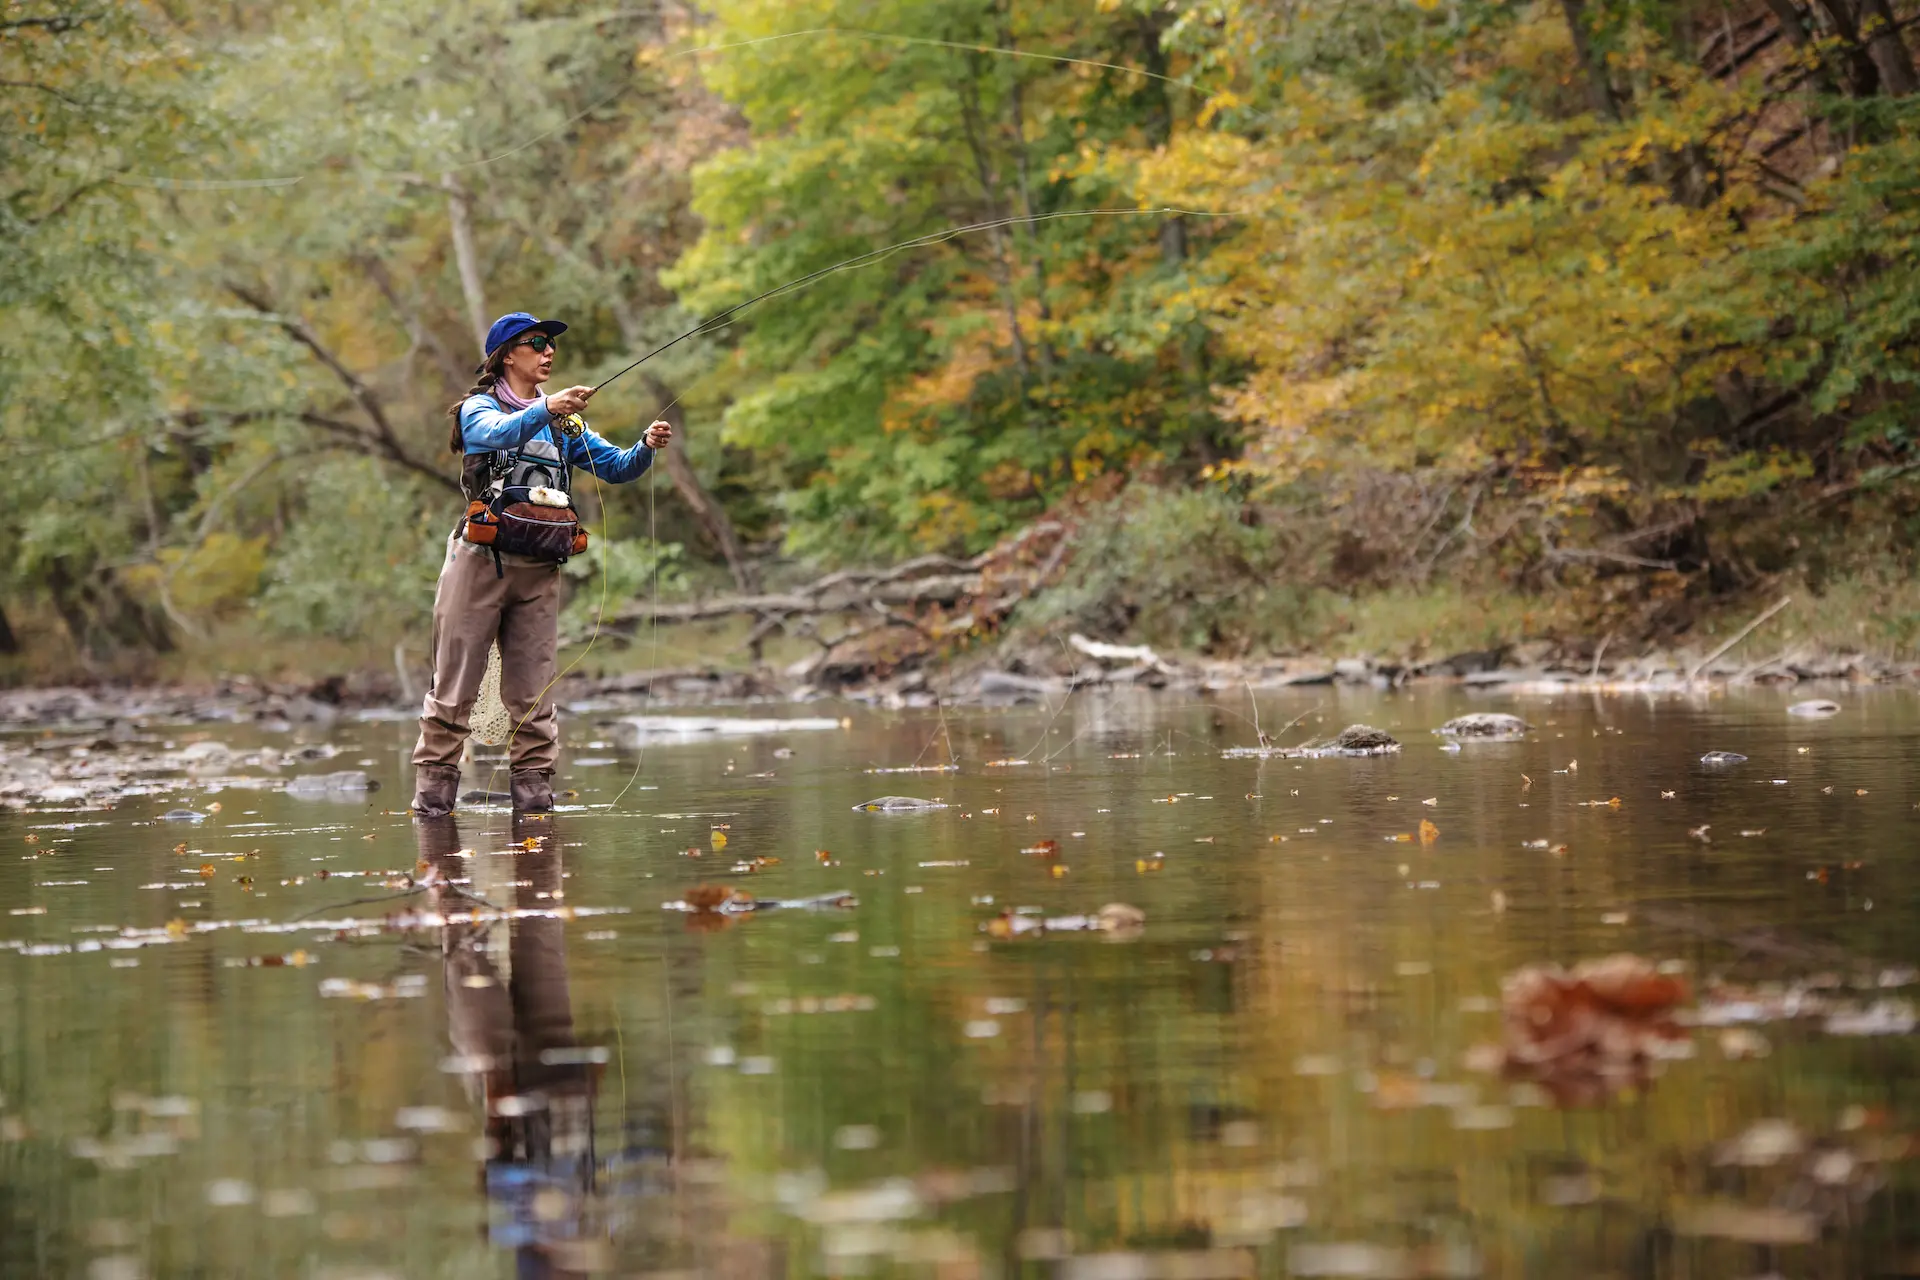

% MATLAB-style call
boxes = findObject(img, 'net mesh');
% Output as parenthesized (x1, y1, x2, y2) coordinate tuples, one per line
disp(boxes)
(470, 642, 512, 747)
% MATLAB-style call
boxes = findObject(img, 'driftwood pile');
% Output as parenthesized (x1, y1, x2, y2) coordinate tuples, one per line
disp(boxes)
(605, 520, 1071, 685)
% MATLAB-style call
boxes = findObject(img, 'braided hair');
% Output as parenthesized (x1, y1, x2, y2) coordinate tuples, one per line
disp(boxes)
(446, 347, 510, 454)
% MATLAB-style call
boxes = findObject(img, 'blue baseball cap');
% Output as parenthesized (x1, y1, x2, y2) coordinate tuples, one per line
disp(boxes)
(482, 312, 568, 360)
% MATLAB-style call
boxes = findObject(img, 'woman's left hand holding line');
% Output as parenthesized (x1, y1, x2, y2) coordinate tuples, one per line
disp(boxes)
(643, 420, 673, 449)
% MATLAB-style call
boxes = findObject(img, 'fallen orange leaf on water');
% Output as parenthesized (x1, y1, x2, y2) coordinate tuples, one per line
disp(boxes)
(685, 883, 736, 912)
(1050, 864, 1070, 878)
(1419, 819, 1440, 845)
(198, 863, 216, 877)
(164, 918, 188, 939)
(1022, 839, 1060, 857)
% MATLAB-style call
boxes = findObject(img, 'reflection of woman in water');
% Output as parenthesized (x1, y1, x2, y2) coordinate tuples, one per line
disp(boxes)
(416, 815, 605, 1276)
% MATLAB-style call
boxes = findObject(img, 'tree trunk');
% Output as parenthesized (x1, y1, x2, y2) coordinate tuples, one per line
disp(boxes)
(1856, 0, 1917, 94)
(442, 173, 488, 352)
(641, 374, 756, 593)
(0, 602, 17, 654)
(1808, 0, 1886, 95)
(1558, 0, 1624, 119)
(1137, 14, 1189, 264)
(997, 9, 1056, 352)
(955, 65, 1035, 384)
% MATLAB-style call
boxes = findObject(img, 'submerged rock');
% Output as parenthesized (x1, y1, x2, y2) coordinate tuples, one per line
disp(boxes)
(853, 796, 949, 813)
(284, 770, 377, 794)
(1700, 751, 1748, 766)
(1787, 699, 1841, 718)
(1437, 713, 1530, 738)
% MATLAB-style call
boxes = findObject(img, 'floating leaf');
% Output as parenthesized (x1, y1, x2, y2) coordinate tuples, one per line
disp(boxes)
(1419, 819, 1439, 845)
(684, 883, 736, 912)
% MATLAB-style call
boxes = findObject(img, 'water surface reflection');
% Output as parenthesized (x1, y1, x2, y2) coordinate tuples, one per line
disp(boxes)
(1, 686, 1917, 1277)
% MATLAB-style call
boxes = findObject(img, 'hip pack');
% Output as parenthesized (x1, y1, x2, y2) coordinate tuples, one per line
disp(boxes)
(462, 486, 589, 571)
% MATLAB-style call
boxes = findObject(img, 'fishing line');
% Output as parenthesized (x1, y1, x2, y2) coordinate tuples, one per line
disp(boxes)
(593, 205, 1237, 392)
(124, 26, 1237, 190)
(605, 420, 668, 815)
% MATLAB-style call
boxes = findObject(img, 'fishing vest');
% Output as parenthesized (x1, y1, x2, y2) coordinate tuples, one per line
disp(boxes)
(456, 394, 588, 571)
(459, 393, 574, 502)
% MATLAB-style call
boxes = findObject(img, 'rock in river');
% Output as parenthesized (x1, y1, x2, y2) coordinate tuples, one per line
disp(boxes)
(852, 796, 949, 813)
(1699, 751, 1747, 766)
(1323, 725, 1400, 754)
(1787, 699, 1841, 718)
(1436, 713, 1530, 738)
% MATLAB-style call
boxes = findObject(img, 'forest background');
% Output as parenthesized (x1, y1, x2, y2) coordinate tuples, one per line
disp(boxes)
(4, 0, 1918, 686)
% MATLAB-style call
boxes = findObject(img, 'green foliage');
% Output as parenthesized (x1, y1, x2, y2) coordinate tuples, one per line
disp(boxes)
(5, 0, 1920, 670)
(669, 0, 1230, 560)
(1016, 488, 1312, 654)
(561, 537, 687, 637)
(256, 460, 444, 642)
(1, 0, 726, 671)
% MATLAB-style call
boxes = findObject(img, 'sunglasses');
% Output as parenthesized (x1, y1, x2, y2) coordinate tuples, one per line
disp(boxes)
(514, 333, 559, 354)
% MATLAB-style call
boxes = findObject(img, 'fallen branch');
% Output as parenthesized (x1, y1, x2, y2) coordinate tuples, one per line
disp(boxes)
(1688, 596, 1793, 683)
(605, 521, 1066, 634)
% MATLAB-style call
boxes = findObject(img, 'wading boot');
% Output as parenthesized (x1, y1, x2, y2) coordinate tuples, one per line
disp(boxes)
(411, 763, 461, 817)
(510, 769, 554, 813)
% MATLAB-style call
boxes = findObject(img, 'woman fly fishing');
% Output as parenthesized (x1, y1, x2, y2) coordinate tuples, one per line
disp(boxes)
(411, 311, 671, 816)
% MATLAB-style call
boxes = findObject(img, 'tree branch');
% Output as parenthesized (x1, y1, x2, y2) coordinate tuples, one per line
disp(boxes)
(227, 283, 459, 494)
(297, 412, 461, 494)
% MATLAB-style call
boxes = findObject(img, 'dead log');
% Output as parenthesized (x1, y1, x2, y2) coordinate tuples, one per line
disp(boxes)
(601, 521, 1071, 669)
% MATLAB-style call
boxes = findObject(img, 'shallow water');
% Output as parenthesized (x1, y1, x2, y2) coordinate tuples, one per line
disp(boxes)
(2, 686, 1918, 1279)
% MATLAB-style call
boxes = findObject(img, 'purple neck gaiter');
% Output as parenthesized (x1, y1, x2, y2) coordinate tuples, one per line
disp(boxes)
(492, 379, 542, 412)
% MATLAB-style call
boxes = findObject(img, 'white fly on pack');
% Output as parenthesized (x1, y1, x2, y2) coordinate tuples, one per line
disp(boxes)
(470, 642, 512, 747)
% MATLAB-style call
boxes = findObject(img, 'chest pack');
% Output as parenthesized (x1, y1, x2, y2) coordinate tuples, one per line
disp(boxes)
(457, 398, 589, 572)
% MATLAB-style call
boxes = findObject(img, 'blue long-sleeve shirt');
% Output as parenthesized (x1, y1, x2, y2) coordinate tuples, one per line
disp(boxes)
(459, 394, 654, 484)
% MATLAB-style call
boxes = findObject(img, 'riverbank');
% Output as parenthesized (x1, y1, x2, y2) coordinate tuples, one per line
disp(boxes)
(2, 632, 1911, 733)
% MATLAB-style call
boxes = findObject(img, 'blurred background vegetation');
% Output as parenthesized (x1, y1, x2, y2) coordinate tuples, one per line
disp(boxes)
(4, 0, 1919, 682)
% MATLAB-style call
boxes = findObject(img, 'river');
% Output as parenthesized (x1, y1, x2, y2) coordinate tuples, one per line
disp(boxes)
(2, 685, 1916, 1278)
